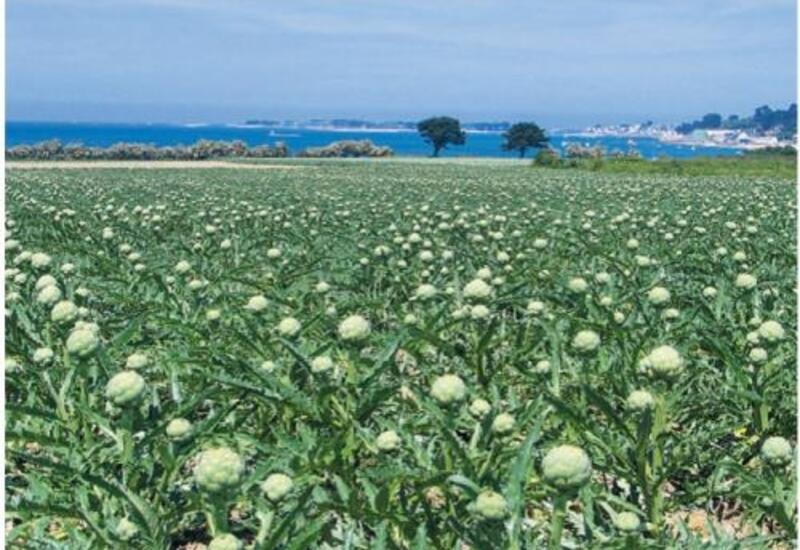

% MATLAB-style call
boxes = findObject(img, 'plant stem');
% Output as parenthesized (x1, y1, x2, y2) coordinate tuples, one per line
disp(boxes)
(254, 510, 274, 549)
(548, 493, 568, 550)
(648, 396, 666, 527)
(206, 495, 230, 536)
(546, 323, 562, 397)
(751, 365, 769, 434)
(443, 413, 455, 471)
(756, 402, 770, 434)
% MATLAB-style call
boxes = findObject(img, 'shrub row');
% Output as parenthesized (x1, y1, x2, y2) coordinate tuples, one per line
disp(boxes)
(296, 139, 393, 158)
(6, 139, 394, 160)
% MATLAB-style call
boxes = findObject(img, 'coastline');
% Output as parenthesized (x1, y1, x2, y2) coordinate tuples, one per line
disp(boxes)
(5, 121, 778, 158)
(8, 120, 793, 152)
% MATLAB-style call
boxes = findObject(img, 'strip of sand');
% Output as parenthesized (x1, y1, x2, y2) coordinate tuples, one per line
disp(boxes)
(6, 160, 300, 170)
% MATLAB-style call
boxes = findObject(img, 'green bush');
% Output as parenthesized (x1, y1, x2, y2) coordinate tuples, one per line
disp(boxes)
(533, 148, 562, 167)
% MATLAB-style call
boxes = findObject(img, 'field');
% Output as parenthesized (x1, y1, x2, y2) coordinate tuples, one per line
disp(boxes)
(5, 161, 797, 549)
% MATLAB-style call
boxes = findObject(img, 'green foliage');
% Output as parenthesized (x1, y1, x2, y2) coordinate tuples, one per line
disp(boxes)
(5, 161, 796, 548)
(6, 139, 290, 161)
(501, 122, 548, 158)
(533, 152, 796, 179)
(743, 146, 797, 157)
(533, 148, 561, 168)
(676, 104, 797, 138)
(416, 116, 466, 157)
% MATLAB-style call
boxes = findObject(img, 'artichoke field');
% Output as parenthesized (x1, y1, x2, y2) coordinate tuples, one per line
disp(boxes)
(5, 162, 797, 549)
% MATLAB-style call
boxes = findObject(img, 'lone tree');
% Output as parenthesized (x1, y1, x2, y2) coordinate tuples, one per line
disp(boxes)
(417, 116, 466, 157)
(502, 122, 548, 158)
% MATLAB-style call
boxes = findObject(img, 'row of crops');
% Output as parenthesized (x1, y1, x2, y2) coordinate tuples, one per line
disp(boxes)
(5, 162, 797, 548)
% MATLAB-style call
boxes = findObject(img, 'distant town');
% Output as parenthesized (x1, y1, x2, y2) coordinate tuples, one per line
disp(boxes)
(572, 123, 793, 150)
(576, 103, 796, 150)
(244, 104, 797, 150)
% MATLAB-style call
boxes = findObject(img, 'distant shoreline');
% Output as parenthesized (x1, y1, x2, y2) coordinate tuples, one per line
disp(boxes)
(7, 121, 792, 151)
(6, 121, 750, 159)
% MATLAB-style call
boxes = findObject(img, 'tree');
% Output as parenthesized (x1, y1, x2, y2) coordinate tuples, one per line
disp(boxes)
(700, 113, 722, 129)
(501, 122, 548, 158)
(417, 116, 466, 157)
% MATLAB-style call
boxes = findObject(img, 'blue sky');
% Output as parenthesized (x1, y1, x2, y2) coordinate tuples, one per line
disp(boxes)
(6, 0, 797, 126)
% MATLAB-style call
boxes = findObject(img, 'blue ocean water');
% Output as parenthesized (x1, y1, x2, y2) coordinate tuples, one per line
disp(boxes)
(5, 121, 743, 159)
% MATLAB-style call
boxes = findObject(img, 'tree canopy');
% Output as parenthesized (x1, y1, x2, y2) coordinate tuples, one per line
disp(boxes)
(417, 117, 466, 157)
(501, 122, 548, 157)
(676, 104, 796, 137)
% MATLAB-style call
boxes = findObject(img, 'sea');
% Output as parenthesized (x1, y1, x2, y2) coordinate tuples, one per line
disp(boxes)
(5, 121, 743, 159)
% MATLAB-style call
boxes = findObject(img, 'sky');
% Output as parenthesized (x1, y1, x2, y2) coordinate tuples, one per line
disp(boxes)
(6, 0, 798, 127)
